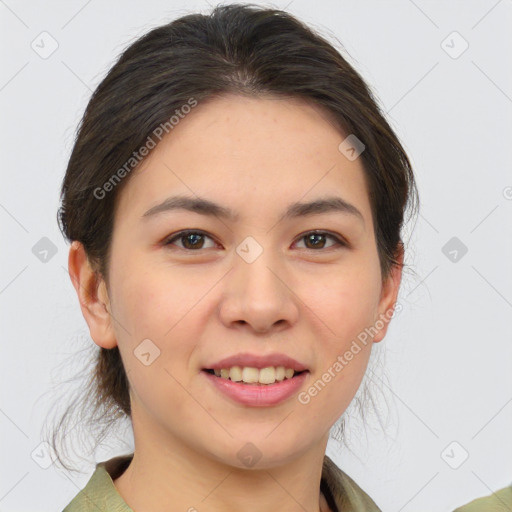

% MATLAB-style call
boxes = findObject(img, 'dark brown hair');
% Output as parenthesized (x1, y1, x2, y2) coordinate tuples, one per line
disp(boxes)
(48, 3, 419, 471)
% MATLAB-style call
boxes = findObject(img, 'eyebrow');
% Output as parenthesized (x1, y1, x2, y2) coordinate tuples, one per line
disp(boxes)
(141, 194, 365, 225)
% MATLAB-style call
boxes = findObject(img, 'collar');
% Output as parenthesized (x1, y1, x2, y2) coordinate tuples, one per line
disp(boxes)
(66, 452, 381, 511)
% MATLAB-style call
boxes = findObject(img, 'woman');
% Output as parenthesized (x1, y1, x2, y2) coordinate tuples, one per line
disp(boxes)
(56, 4, 419, 511)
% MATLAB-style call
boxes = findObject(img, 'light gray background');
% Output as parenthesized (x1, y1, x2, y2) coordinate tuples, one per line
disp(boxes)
(1, 1, 511, 510)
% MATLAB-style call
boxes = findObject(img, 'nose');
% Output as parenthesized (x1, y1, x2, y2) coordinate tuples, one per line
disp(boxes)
(218, 248, 299, 334)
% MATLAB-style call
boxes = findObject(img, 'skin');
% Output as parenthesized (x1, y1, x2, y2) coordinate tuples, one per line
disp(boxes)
(68, 94, 403, 512)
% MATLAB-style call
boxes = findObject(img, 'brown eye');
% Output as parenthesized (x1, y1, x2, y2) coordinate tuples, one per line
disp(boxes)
(164, 230, 216, 250)
(295, 231, 345, 250)
(163, 229, 346, 252)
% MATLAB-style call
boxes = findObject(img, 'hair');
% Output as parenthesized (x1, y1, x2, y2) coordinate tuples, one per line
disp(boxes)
(46, 3, 419, 472)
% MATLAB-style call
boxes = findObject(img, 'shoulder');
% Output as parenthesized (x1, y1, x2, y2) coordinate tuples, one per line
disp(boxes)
(452, 485, 512, 511)
(322, 455, 382, 512)
(61, 455, 134, 512)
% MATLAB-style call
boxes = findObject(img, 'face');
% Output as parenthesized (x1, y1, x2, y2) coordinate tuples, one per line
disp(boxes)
(81, 94, 401, 468)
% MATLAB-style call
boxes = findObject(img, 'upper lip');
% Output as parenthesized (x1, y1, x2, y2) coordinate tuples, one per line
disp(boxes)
(203, 353, 309, 372)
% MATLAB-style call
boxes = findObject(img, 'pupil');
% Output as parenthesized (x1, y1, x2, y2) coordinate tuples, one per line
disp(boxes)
(185, 233, 202, 249)
(307, 234, 324, 249)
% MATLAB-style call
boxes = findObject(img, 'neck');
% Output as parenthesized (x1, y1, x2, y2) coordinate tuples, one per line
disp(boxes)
(114, 413, 332, 512)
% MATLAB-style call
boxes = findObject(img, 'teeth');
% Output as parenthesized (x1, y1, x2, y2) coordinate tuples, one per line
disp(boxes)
(211, 366, 300, 384)
(229, 366, 242, 382)
(259, 367, 276, 384)
(242, 367, 259, 383)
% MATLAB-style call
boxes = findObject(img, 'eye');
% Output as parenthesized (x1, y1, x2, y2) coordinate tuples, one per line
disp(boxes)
(163, 230, 217, 251)
(163, 229, 347, 252)
(294, 231, 346, 250)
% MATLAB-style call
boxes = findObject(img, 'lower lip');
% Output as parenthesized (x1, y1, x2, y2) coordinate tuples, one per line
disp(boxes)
(202, 370, 309, 407)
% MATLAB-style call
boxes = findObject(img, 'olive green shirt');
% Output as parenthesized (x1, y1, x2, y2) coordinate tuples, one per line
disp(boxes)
(61, 453, 382, 511)
(452, 485, 512, 511)
(62, 452, 512, 511)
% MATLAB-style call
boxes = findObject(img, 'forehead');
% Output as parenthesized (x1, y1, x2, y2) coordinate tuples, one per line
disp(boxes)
(115, 94, 373, 228)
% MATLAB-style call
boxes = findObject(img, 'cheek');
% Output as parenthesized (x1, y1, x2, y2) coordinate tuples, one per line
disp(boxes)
(294, 264, 380, 409)
(112, 264, 212, 377)
(110, 261, 192, 340)
(301, 262, 381, 345)
(112, 269, 205, 423)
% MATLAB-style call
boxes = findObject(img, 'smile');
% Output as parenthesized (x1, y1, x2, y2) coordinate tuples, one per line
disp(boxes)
(204, 365, 305, 385)
(202, 368, 309, 407)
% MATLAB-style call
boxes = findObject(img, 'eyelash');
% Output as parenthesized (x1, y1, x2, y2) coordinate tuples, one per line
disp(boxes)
(163, 229, 347, 252)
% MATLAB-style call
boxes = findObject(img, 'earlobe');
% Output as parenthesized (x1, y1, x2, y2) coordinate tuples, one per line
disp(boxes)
(67, 241, 118, 349)
(372, 243, 404, 344)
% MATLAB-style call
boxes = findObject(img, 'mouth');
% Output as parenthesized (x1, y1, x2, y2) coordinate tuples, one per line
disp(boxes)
(201, 366, 310, 407)
(202, 367, 309, 385)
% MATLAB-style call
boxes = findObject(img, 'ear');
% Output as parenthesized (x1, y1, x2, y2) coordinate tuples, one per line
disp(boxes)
(67, 241, 117, 349)
(372, 242, 404, 344)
